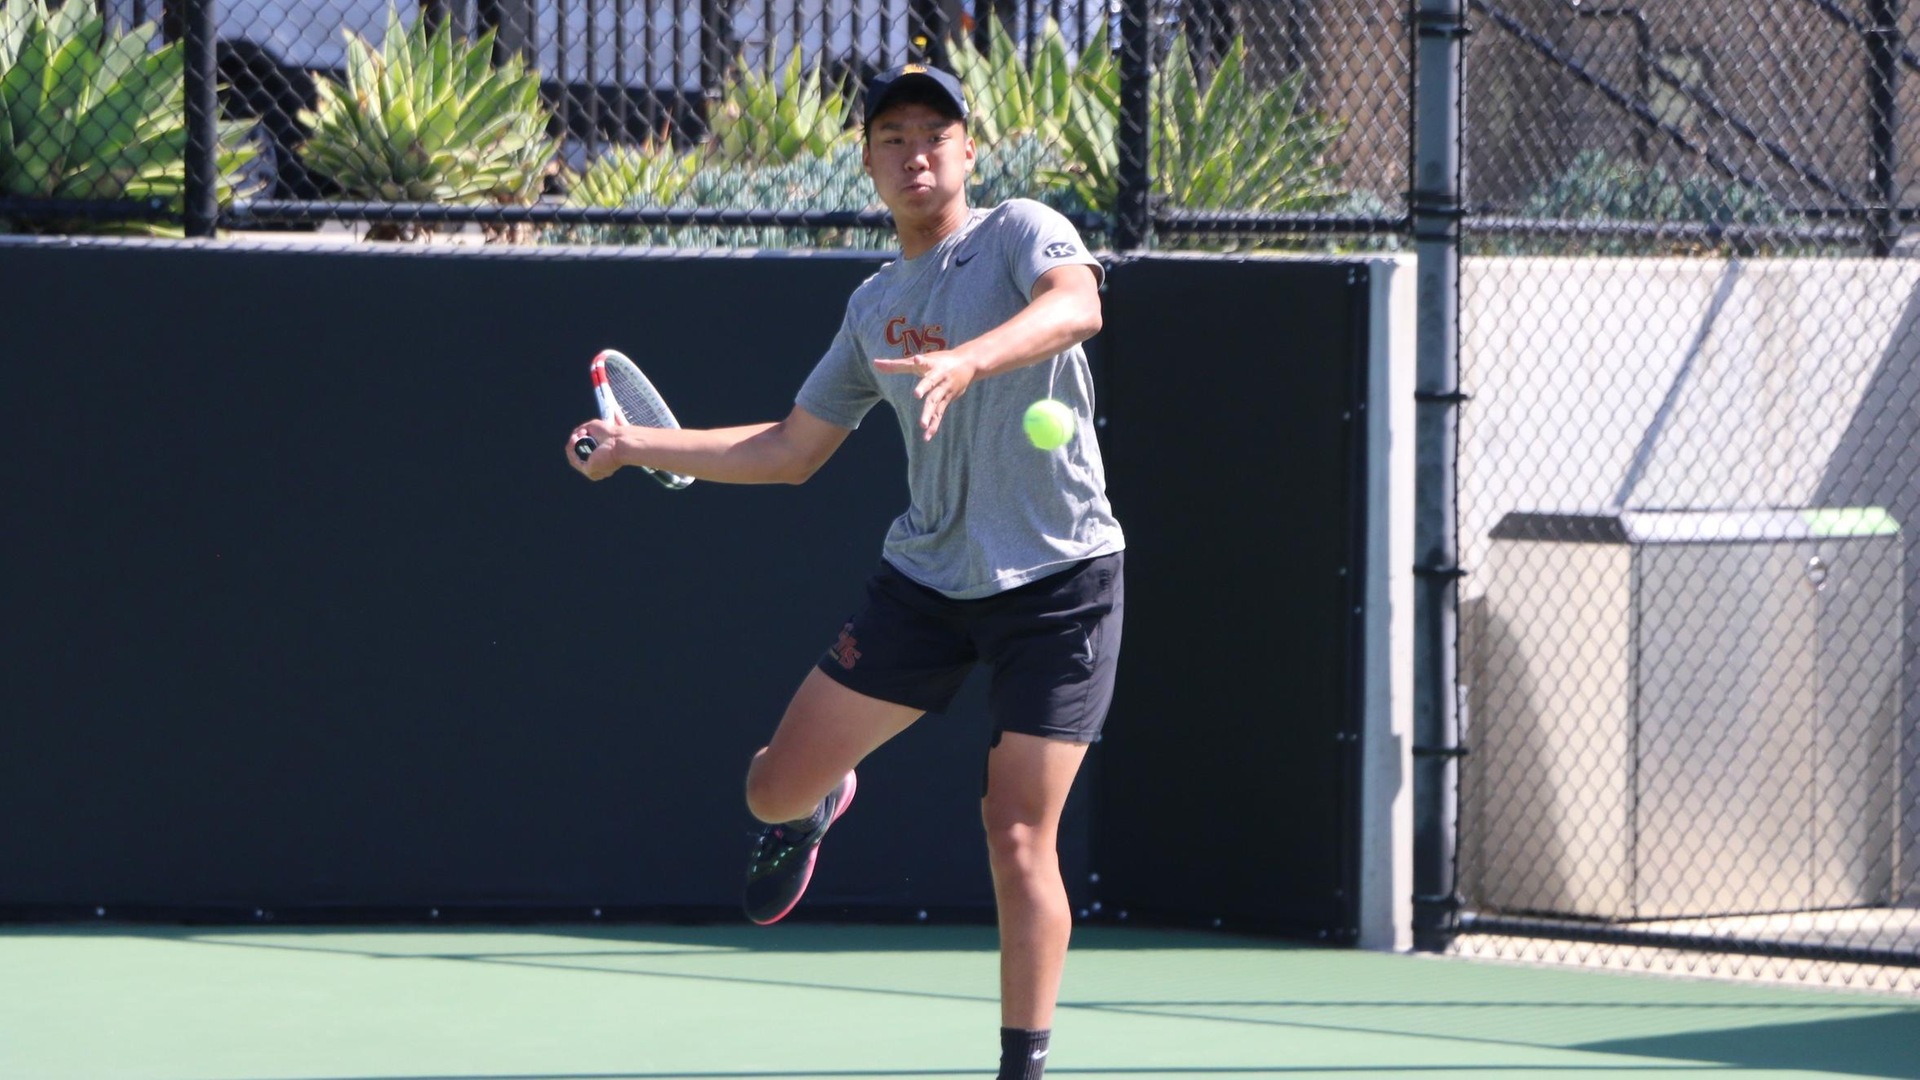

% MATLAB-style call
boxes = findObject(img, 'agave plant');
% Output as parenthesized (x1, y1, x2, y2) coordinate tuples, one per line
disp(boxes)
(708, 47, 857, 167)
(298, 9, 557, 241)
(0, 0, 256, 236)
(1052, 32, 1347, 221)
(553, 139, 700, 245)
(567, 141, 700, 210)
(1050, 24, 1120, 207)
(949, 17, 1075, 147)
(1159, 37, 1344, 212)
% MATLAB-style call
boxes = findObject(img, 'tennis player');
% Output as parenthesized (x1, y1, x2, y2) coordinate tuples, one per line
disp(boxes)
(568, 63, 1124, 1080)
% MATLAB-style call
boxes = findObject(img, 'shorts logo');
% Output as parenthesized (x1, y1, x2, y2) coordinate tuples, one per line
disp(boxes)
(1043, 241, 1078, 258)
(831, 623, 863, 670)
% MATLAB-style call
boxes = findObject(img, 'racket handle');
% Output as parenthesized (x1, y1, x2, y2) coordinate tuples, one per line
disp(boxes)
(573, 436, 597, 462)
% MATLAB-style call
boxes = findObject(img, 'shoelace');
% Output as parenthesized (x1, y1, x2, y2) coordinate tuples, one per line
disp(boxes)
(751, 825, 808, 873)
(749, 791, 837, 875)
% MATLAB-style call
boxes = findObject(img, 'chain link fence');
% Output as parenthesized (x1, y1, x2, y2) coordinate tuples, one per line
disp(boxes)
(5, 0, 1919, 990)
(0, 0, 1407, 247)
(1454, 0, 1920, 990)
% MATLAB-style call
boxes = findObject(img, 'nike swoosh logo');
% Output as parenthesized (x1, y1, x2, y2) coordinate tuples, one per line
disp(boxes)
(1032, 1049, 1049, 1060)
(955, 251, 976, 265)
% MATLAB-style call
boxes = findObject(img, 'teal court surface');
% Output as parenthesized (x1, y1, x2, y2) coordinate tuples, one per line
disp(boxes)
(2, 923, 1917, 1079)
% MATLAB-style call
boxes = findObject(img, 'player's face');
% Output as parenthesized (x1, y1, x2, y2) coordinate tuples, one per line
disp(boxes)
(863, 104, 974, 217)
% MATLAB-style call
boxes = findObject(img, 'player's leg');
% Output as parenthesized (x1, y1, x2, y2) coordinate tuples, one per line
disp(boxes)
(742, 669, 921, 925)
(975, 552, 1124, 1079)
(982, 731, 1090, 1029)
(742, 561, 975, 925)
(745, 667, 921, 825)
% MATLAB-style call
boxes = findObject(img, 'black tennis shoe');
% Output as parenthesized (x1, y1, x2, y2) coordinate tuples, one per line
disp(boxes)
(743, 770, 857, 925)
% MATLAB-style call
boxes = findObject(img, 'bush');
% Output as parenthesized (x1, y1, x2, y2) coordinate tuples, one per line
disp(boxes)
(555, 24, 1350, 251)
(1495, 149, 1782, 254)
(560, 102, 1090, 251)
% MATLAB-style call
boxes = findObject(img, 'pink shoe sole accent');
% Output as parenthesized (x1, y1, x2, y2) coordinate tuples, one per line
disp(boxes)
(750, 771, 857, 926)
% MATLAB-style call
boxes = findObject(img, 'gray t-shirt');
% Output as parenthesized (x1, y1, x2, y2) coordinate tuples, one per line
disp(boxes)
(797, 199, 1126, 599)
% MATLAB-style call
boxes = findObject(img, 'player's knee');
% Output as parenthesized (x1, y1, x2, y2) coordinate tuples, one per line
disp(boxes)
(982, 815, 1051, 874)
(743, 756, 818, 824)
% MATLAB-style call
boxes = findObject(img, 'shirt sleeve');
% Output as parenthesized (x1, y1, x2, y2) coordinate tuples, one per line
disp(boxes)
(999, 199, 1105, 300)
(795, 305, 881, 430)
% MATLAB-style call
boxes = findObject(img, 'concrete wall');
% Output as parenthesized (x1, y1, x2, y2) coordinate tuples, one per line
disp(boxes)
(1460, 256, 1920, 903)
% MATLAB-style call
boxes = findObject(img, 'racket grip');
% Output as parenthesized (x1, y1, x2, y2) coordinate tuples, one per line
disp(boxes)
(573, 436, 597, 462)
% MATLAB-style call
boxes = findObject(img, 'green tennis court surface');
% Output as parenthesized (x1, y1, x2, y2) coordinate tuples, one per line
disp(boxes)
(3, 924, 1915, 1079)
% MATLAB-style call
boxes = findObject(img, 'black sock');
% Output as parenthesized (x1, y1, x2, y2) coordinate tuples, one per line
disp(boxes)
(998, 1027, 1050, 1080)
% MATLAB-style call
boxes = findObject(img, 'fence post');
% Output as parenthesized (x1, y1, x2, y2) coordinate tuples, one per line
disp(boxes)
(1114, 0, 1153, 252)
(1866, 0, 1903, 256)
(700, 0, 733, 107)
(1410, 0, 1466, 952)
(181, 0, 219, 238)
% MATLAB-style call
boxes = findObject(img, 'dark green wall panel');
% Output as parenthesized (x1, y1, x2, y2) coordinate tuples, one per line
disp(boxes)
(0, 242, 1365, 938)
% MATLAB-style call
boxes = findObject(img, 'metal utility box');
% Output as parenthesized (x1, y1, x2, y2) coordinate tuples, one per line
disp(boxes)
(1464, 508, 1902, 921)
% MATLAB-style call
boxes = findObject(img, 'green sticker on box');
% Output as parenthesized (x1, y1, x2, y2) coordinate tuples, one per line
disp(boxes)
(1801, 507, 1899, 536)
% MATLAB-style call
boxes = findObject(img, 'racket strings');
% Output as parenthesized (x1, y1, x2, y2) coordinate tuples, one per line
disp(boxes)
(605, 365, 677, 429)
(595, 352, 694, 490)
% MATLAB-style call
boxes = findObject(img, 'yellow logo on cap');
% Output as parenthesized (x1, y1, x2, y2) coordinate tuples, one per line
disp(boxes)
(901, 63, 927, 74)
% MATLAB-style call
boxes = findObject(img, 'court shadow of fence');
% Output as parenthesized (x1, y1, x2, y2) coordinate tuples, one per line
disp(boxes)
(1576, 1009, 1920, 1078)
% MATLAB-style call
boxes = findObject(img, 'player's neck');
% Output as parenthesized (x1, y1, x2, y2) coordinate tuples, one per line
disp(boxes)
(894, 200, 971, 260)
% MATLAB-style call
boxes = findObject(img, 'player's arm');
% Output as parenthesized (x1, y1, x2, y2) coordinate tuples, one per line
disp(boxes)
(872, 263, 1102, 440)
(571, 404, 851, 485)
(945, 263, 1104, 381)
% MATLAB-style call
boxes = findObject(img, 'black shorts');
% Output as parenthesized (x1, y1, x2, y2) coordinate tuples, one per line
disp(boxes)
(816, 552, 1125, 743)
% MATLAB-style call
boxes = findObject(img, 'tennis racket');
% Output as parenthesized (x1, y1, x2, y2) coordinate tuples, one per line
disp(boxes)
(571, 349, 694, 490)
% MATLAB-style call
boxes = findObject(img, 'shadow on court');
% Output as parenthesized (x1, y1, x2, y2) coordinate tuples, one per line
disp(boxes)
(10, 924, 1919, 1079)
(114, 922, 1271, 954)
(128, 926, 1920, 1079)
(1577, 1009, 1920, 1078)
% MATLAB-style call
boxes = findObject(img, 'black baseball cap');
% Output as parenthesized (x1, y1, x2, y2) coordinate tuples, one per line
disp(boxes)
(863, 63, 970, 126)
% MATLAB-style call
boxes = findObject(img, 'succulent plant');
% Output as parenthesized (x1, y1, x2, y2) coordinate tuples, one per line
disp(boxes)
(1052, 31, 1346, 220)
(707, 46, 858, 167)
(298, 8, 557, 241)
(0, 0, 256, 236)
(567, 140, 700, 211)
(949, 16, 1076, 148)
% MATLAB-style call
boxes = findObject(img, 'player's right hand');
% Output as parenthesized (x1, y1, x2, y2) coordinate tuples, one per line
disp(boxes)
(568, 418, 624, 481)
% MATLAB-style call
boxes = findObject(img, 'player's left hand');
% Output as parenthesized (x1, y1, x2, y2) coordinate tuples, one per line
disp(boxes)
(873, 350, 977, 441)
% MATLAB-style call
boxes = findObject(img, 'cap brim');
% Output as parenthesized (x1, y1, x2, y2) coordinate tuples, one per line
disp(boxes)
(864, 72, 969, 126)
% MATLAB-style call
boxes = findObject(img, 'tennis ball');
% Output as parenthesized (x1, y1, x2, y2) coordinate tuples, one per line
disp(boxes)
(1024, 398, 1075, 450)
